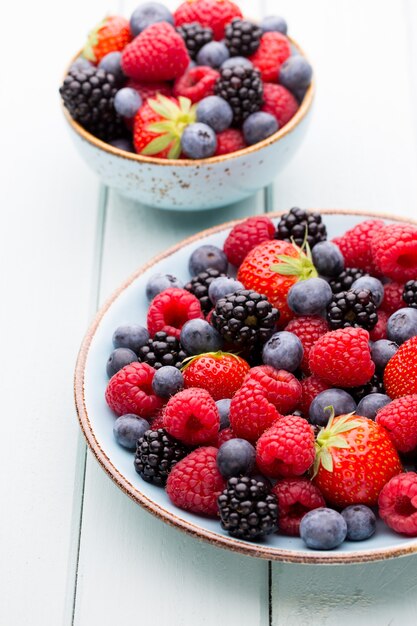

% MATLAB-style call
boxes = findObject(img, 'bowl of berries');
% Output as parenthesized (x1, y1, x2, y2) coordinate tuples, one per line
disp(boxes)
(60, 1, 314, 210)
(75, 208, 417, 562)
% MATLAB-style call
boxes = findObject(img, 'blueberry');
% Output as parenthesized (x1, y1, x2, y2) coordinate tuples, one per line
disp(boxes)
(114, 87, 142, 118)
(357, 393, 391, 420)
(71, 57, 93, 71)
(262, 331, 304, 372)
(146, 273, 184, 300)
(188, 244, 228, 275)
(196, 96, 233, 132)
(208, 276, 244, 305)
(370, 339, 399, 371)
(300, 508, 347, 550)
(181, 123, 217, 159)
(278, 56, 313, 92)
(98, 51, 125, 85)
(130, 2, 173, 36)
(109, 138, 135, 152)
(260, 15, 288, 34)
(112, 324, 149, 353)
(243, 112, 279, 146)
(351, 276, 384, 307)
(311, 241, 344, 277)
(287, 277, 333, 316)
(106, 348, 138, 377)
(180, 319, 223, 354)
(387, 308, 417, 344)
(152, 365, 184, 397)
(309, 389, 356, 426)
(196, 41, 230, 68)
(216, 398, 231, 429)
(221, 56, 253, 70)
(113, 414, 150, 450)
(341, 505, 376, 541)
(217, 439, 256, 478)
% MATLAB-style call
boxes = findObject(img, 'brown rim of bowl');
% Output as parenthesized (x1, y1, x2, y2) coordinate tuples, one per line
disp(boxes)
(74, 209, 417, 565)
(62, 36, 314, 167)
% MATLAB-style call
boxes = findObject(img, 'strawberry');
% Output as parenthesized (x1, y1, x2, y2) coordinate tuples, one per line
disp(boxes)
(182, 352, 250, 401)
(313, 412, 402, 508)
(82, 16, 132, 64)
(384, 336, 417, 398)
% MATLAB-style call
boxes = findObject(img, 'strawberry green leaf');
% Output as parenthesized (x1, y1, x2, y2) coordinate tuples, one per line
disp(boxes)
(319, 448, 333, 472)
(178, 96, 191, 114)
(141, 134, 173, 155)
(167, 141, 181, 159)
(148, 121, 176, 133)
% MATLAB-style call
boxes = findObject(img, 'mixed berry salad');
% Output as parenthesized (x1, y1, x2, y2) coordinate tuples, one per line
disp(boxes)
(59, 0, 312, 159)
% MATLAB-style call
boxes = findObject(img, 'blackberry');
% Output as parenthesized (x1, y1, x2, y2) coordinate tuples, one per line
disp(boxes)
(218, 476, 278, 539)
(275, 207, 327, 249)
(176, 22, 213, 60)
(59, 66, 125, 141)
(185, 268, 227, 314)
(225, 18, 262, 57)
(134, 429, 188, 486)
(211, 289, 279, 349)
(215, 66, 263, 125)
(403, 280, 417, 309)
(138, 331, 188, 369)
(328, 268, 366, 294)
(326, 289, 378, 331)
(349, 374, 385, 403)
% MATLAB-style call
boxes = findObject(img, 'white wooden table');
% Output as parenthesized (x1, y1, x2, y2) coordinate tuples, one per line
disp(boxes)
(2, 0, 417, 624)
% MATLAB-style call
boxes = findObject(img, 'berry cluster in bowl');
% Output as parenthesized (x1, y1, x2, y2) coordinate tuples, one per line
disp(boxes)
(104, 210, 417, 550)
(59, 0, 312, 159)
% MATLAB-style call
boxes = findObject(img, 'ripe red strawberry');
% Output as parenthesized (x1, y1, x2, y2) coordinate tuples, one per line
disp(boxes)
(121, 22, 189, 82)
(182, 352, 250, 400)
(229, 380, 283, 443)
(249, 32, 291, 82)
(313, 413, 402, 508)
(332, 219, 384, 275)
(380, 281, 406, 315)
(243, 366, 302, 415)
(384, 336, 417, 398)
(298, 375, 330, 418)
(147, 287, 203, 338)
(285, 315, 329, 375)
(215, 129, 246, 155)
(262, 83, 299, 127)
(174, 0, 243, 40)
(127, 79, 172, 101)
(173, 66, 219, 103)
(379, 472, 417, 536)
(105, 362, 165, 418)
(163, 387, 219, 445)
(223, 216, 275, 267)
(376, 395, 417, 453)
(369, 309, 388, 341)
(272, 477, 326, 536)
(371, 223, 417, 281)
(82, 16, 132, 64)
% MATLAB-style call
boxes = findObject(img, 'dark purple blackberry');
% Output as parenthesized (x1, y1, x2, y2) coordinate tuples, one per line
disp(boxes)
(211, 289, 279, 350)
(349, 374, 385, 403)
(328, 268, 367, 294)
(215, 65, 263, 125)
(218, 476, 278, 540)
(275, 207, 327, 249)
(225, 18, 262, 57)
(403, 280, 417, 309)
(176, 22, 213, 60)
(134, 429, 188, 486)
(137, 331, 188, 369)
(59, 66, 125, 141)
(326, 289, 378, 331)
(184, 268, 226, 314)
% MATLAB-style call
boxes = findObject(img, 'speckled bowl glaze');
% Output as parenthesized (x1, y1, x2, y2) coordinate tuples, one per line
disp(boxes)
(62, 39, 314, 211)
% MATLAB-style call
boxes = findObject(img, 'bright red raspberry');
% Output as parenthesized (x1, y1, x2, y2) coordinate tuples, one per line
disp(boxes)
(376, 395, 417, 453)
(244, 366, 302, 415)
(332, 219, 384, 275)
(256, 416, 316, 478)
(127, 79, 172, 101)
(183, 352, 250, 401)
(272, 478, 326, 536)
(163, 387, 219, 445)
(166, 447, 226, 516)
(309, 327, 375, 388)
(369, 309, 388, 341)
(229, 380, 283, 443)
(174, 0, 243, 40)
(223, 216, 275, 267)
(380, 282, 406, 315)
(173, 66, 219, 103)
(249, 33, 291, 82)
(149, 413, 165, 430)
(298, 375, 330, 418)
(147, 288, 203, 339)
(285, 316, 329, 375)
(121, 22, 189, 82)
(105, 362, 165, 418)
(379, 472, 417, 536)
(217, 427, 236, 447)
(262, 83, 299, 127)
(384, 336, 417, 399)
(215, 129, 246, 156)
(372, 223, 417, 282)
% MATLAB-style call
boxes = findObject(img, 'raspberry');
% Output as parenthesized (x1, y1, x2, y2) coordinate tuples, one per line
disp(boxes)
(298, 375, 330, 418)
(272, 477, 326, 536)
(126, 79, 172, 101)
(214, 129, 246, 155)
(229, 380, 283, 442)
(261, 83, 299, 128)
(369, 309, 389, 341)
(216, 426, 236, 447)
(285, 316, 329, 375)
(379, 472, 417, 536)
(332, 219, 384, 275)
(376, 395, 417, 453)
(150, 414, 165, 430)
(249, 32, 291, 82)
(309, 327, 375, 388)
(173, 65, 219, 103)
(223, 216, 275, 267)
(147, 288, 203, 339)
(163, 387, 219, 446)
(380, 282, 406, 315)
(384, 336, 417, 398)
(244, 365, 302, 415)
(105, 362, 165, 418)
(166, 446, 226, 516)
(371, 223, 417, 282)
(256, 416, 316, 478)
(174, 0, 243, 40)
